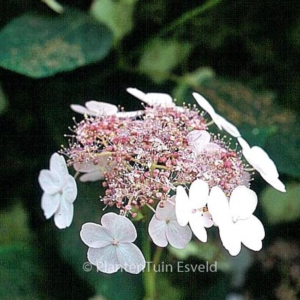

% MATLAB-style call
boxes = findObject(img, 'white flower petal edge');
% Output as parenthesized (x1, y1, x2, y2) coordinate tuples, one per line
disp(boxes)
(80, 212, 146, 274)
(73, 153, 117, 182)
(208, 185, 265, 256)
(175, 180, 213, 243)
(71, 101, 118, 116)
(237, 137, 286, 192)
(187, 130, 221, 155)
(148, 199, 192, 249)
(192, 92, 241, 138)
(38, 153, 77, 229)
(127, 87, 175, 107)
(71, 100, 143, 118)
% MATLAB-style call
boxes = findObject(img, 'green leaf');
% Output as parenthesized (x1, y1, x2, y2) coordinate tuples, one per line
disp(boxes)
(0, 7, 113, 78)
(0, 202, 32, 246)
(90, 0, 137, 45)
(0, 245, 48, 300)
(56, 182, 144, 299)
(261, 183, 300, 225)
(138, 38, 192, 84)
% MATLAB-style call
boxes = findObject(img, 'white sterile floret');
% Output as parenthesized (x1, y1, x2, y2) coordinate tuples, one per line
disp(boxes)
(237, 137, 286, 192)
(127, 87, 176, 107)
(187, 130, 220, 155)
(192, 92, 241, 138)
(80, 213, 146, 274)
(175, 179, 213, 243)
(207, 185, 265, 256)
(38, 153, 77, 229)
(71, 100, 143, 118)
(148, 198, 192, 249)
(73, 153, 116, 182)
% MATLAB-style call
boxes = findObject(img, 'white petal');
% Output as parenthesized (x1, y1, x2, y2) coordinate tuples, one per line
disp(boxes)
(73, 160, 101, 172)
(219, 224, 242, 256)
(203, 143, 221, 154)
(241, 144, 285, 192)
(70, 104, 91, 115)
(63, 176, 77, 203)
(50, 153, 68, 177)
(155, 199, 176, 221)
(243, 238, 262, 252)
(237, 215, 265, 245)
(202, 211, 214, 228)
(54, 199, 73, 229)
(145, 93, 175, 107)
(88, 246, 120, 274)
(85, 101, 118, 116)
(259, 172, 286, 192)
(116, 243, 146, 274)
(207, 186, 231, 226)
(166, 220, 192, 249)
(38, 170, 60, 194)
(41, 193, 60, 219)
(237, 137, 251, 151)
(216, 115, 241, 137)
(192, 92, 221, 129)
(80, 222, 112, 248)
(101, 213, 137, 243)
(189, 212, 207, 242)
(192, 92, 216, 116)
(189, 179, 209, 208)
(79, 171, 104, 182)
(126, 88, 148, 103)
(229, 186, 257, 220)
(116, 110, 144, 118)
(175, 186, 191, 226)
(148, 216, 168, 247)
(187, 130, 211, 154)
(243, 146, 279, 177)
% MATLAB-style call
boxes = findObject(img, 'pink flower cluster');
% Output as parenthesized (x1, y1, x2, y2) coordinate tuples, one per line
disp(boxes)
(63, 97, 249, 216)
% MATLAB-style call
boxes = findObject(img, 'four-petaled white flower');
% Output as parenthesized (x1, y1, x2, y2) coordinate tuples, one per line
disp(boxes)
(148, 198, 192, 249)
(193, 92, 241, 138)
(187, 130, 220, 156)
(237, 137, 286, 192)
(38, 153, 77, 229)
(127, 87, 176, 107)
(208, 185, 265, 256)
(80, 212, 146, 274)
(71, 100, 143, 118)
(175, 179, 213, 242)
(73, 152, 116, 182)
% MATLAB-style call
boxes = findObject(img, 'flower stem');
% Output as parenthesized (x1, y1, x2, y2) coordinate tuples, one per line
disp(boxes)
(157, 0, 221, 37)
(142, 237, 163, 300)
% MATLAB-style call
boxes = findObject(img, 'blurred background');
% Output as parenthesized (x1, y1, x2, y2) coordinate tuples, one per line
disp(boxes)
(1, 0, 300, 299)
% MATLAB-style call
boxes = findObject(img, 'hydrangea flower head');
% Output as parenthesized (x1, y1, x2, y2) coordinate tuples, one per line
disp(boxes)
(148, 198, 192, 249)
(80, 212, 146, 274)
(38, 153, 77, 229)
(39, 87, 287, 278)
(208, 185, 265, 256)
